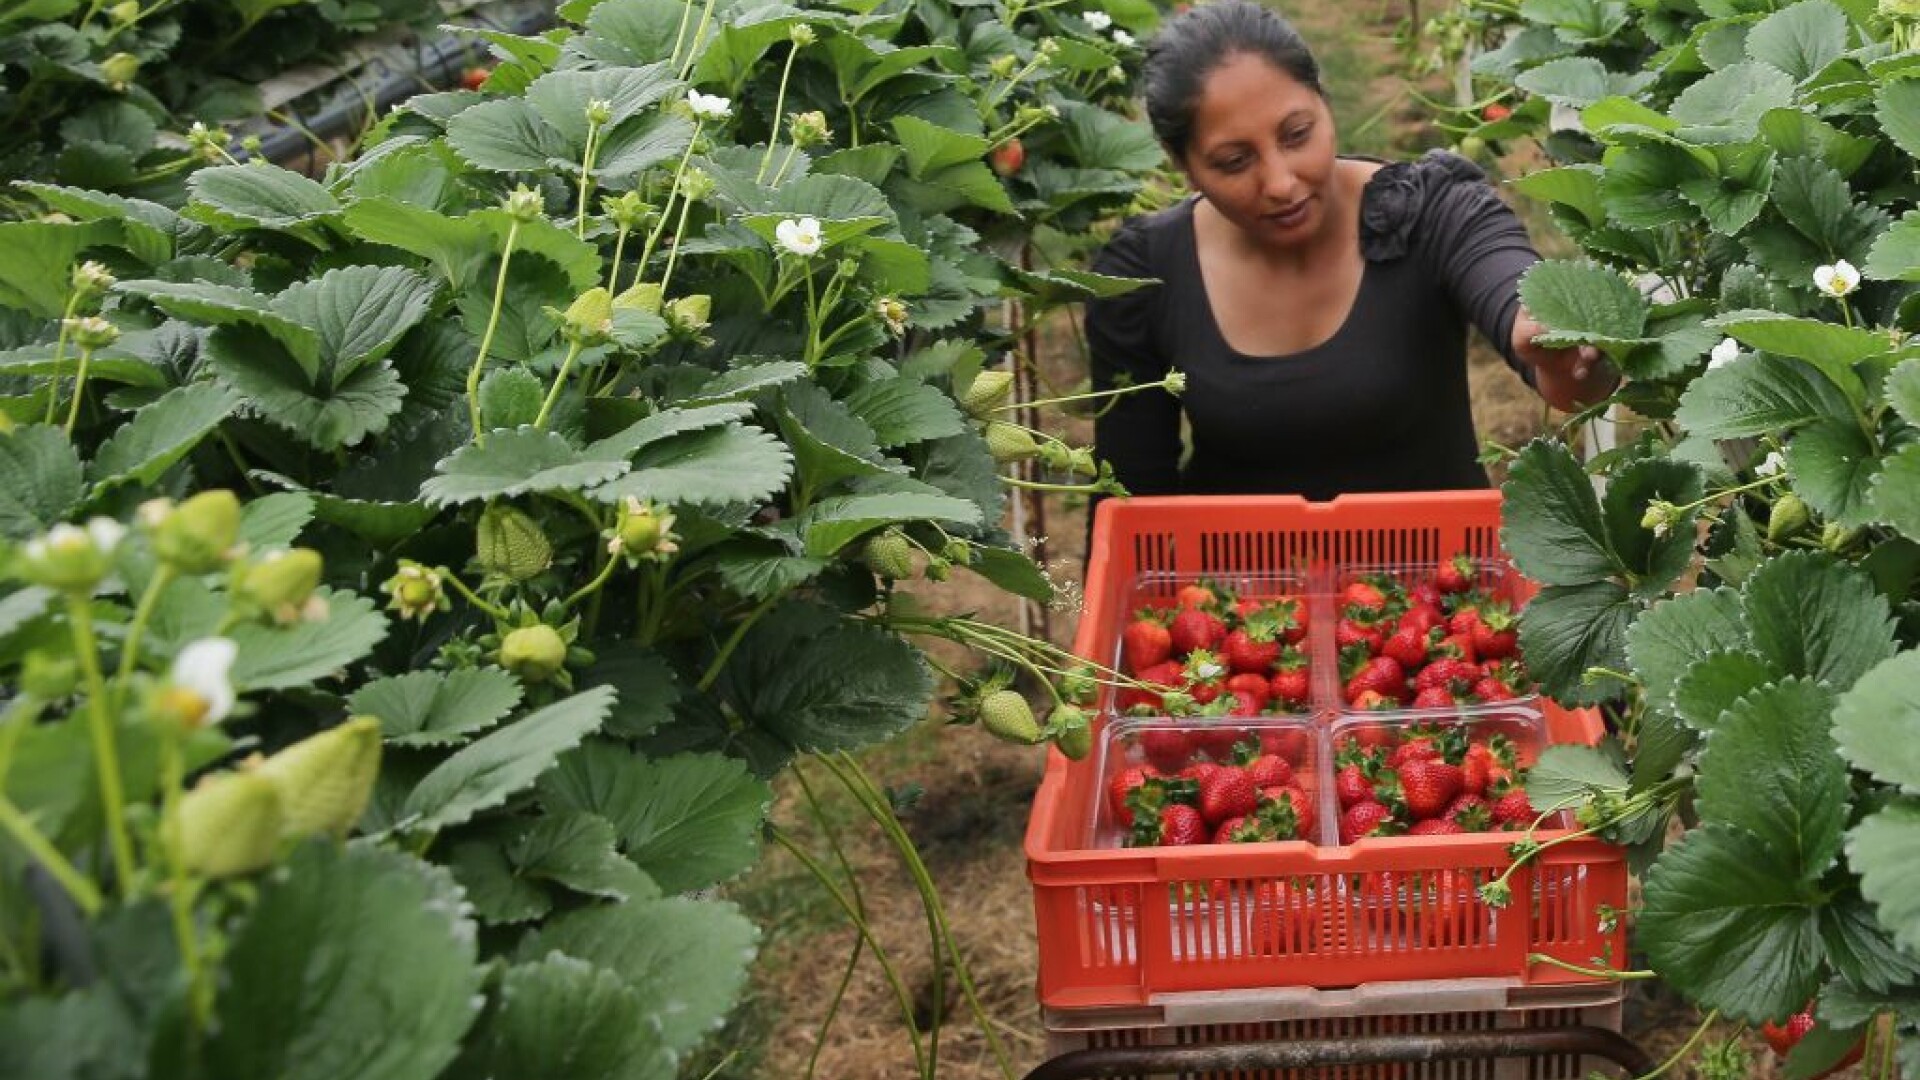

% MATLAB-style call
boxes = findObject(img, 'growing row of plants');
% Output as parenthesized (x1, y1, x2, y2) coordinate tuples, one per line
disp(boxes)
(1450, 0, 1920, 1072)
(0, 0, 1176, 1075)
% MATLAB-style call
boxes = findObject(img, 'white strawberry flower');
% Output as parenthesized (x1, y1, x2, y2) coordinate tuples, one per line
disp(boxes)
(1707, 337, 1740, 369)
(171, 637, 238, 727)
(774, 216, 823, 257)
(1084, 10, 1112, 30)
(86, 516, 127, 555)
(1112, 28, 1136, 47)
(687, 90, 733, 121)
(1756, 450, 1787, 477)
(1813, 260, 1859, 298)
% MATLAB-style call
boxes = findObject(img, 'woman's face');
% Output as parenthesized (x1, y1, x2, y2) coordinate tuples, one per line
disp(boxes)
(1178, 51, 1338, 248)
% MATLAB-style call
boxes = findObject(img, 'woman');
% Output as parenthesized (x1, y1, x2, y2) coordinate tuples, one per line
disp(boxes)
(1087, 0, 1616, 500)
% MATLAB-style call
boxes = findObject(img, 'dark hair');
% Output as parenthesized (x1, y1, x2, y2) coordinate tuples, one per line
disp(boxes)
(1144, 0, 1324, 159)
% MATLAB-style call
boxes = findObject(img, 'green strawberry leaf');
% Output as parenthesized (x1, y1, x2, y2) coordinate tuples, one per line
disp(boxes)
(796, 492, 982, 557)
(206, 330, 407, 452)
(1512, 165, 1606, 228)
(1833, 651, 1920, 790)
(1669, 62, 1797, 142)
(0, 221, 121, 318)
(460, 954, 670, 1080)
(516, 895, 757, 1056)
(1640, 823, 1826, 1022)
(1003, 265, 1159, 303)
(892, 114, 991, 178)
(1696, 678, 1848, 876)
(772, 380, 892, 492)
(578, 645, 680, 740)
(1500, 438, 1623, 586)
(1707, 311, 1874, 406)
(524, 64, 678, 146)
(589, 402, 755, 456)
(714, 600, 933, 752)
(1870, 443, 1920, 541)
(0, 425, 84, 539)
(539, 744, 771, 894)
(1787, 418, 1883, 529)
(1887, 359, 1920, 429)
(1515, 56, 1631, 108)
(1599, 141, 1713, 230)
(1671, 649, 1781, 730)
(1818, 893, 1920, 994)
(446, 98, 572, 173)
(206, 843, 482, 1080)
(274, 265, 437, 383)
(117, 279, 321, 377)
(444, 835, 551, 926)
(185, 164, 340, 233)
(343, 199, 494, 292)
(967, 545, 1054, 604)
(1601, 456, 1704, 597)
(401, 686, 616, 833)
(1745, 0, 1848, 82)
(237, 492, 313, 551)
(593, 113, 696, 180)
(1515, 259, 1649, 348)
(88, 382, 242, 492)
(422, 427, 631, 506)
(228, 588, 388, 691)
(1848, 799, 1920, 957)
(842, 377, 967, 449)
(1875, 76, 1920, 162)
(1741, 550, 1898, 689)
(1675, 352, 1858, 438)
(350, 668, 524, 749)
(1515, 580, 1637, 705)
(507, 810, 651, 900)
(589, 424, 793, 508)
(17, 183, 184, 266)
(1866, 210, 1920, 282)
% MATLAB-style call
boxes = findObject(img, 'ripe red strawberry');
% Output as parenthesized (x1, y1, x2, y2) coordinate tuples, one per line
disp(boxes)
(1760, 1005, 1864, 1077)
(1397, 604, 1445, 639)
(1247, 754, 1292, 788)
(1225, 672, 1272, 705)
(1260, 726, 1311, 762)
(1480, 102, 1512, 122)
(1408, 817, 1464, 836)
(1414, 658, 1481, 693)
(1270, 596, 1309, 644)
(1198, 767, 1258, 825)
(1382, 624, 1434, 670)
(1408, 581, 1444, 610)
(1411, 686, 1456, 709)
(1122, 612, 1173, 673)
(989, 137, 1026, 177)
(1447, 606, 1483, 637)
(1115, 686, 1164, 714)
(1336, 763, 1375, 808)
(1447, 793, 1493, 831)
(1169, 607, 1226, 654)
(459, 66, 492, 90)
(1434, 554, 1476, 595)
(1226, 689, 1263, 716)
(1471, 677, 1517, 703)
(1340, 580, 1387, 612)
(1158, 803, 1208, 845)
(1471, 607, 1519, 661)
(1136, 660, 1184, 688)
(1491, 788, 1536, 827)
(1436, 631, 1478, 664)
(1399, 759, 1464, 819)
(1221, 628, 1281, 674)
(1389, 737, 1441, 767)
(1343, 656, 1407, 705)
(1213, 815, 1253, 843)
(1335, 614, 1385, 654)
(1140, 728, 1190, 771)
(1461, 743, 1495, 795)
(1176, 582, 1221, 610)
(1109, 766, 1156, 825)
(1340, 800, 1396, 843)
(1262, 784, 1315, 839)
(1268, 647, 1310, 708)
(1351, 689, 1397, 710)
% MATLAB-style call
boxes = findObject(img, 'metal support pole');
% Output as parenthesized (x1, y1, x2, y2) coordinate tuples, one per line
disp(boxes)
(1022, 1025, 1656, 1080)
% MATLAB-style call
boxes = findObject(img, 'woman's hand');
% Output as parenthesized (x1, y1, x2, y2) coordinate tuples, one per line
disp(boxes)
(1509, 305, 1616, 412)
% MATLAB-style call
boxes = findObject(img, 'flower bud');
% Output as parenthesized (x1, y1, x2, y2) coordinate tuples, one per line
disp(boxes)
(505, 184, 544, 223)
(70, 261, 115, 298)
(383, 560, 449, 621)
(99, 52, 139, 90)
(476, 503, 552, 581)
(984, 420, 1040, 463)
(65, 315, 120, 351)
(665, 294, 712, 335)
(924, 557, 951, 582)
(960, 369, 1013, 417)
(789, 22, 816, 45)
(875, 296, 908, 336)
(988, 55, 1019, 78)
(680, 167, 715, 202)
(186, 121, 230, 163)
(1059, 664, 1098, 706)
(1163, 369, 1187, 396)
(862, 529, 915, 580)
(500, 624, 569, 683)
(1068, 445, 1098, 478)
(109, 0, 139, 22)
(252, 716, 381, 839)
(559, 287, 614, 346)
(151, 489, 241, 573)
(789, 110, 831, 148)
(940, 538, 972, 566)
(21, 650, 78, 700)
(238, 548, 323, 623)
(177, 772, 285, 879)
(18, 519, 122, 593)
(1766, 493, 1810, 543)
(604, 191, 653, 231)
(240, 135, 263, 157)
(584, 98, 614, 126)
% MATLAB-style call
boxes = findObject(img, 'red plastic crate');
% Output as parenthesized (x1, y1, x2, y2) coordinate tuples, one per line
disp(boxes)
(1026, 492, 1629, 1009)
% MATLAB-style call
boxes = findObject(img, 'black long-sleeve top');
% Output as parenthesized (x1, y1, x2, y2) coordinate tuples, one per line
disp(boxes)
(1086, 150, 1540, 501)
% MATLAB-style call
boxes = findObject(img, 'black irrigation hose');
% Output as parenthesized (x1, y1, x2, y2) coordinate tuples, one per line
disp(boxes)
(246, 0, 554, 172)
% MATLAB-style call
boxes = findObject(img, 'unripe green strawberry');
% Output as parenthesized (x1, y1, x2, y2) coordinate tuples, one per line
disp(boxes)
(1767, 493, 1810, 542)
(984, 421, 1039, 462)
(1822, 522, 1864, 554)
(1048, 704, 1092, 760)
(238, 547, 322, 622)
(560, 287, 614, 345)
(253, 716, 381, 838)
(980, 689, 1043, 744)
(177, 772, 285, 878)
(863, 530, 915, 579)
(152, 490, 241, 573)
(500, 624, 568, 683)
(476, 503, 552, 581)
(961, 370, 1014, 417)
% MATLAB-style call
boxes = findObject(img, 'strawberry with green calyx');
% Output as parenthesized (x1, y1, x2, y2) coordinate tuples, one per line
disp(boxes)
(1408, 817, 1464, 836)
(1221, 606, 1285, 673)
(1224, 672, 1272, 709)
(1109, 766, 1156, 825)
(1340, 799, 1399, 843)
(1339, 579, 1389, 613)
(1351, 689, 1398, 710)
(979, 688, 1043, 744)
(1135, 802, 1208, 846)
(1414, 657, 1481, 694)
(1122, 608, 1174, 673)
(1342, 652, 1407, 705)
(1268, 646, 1311, 708)
(1214, 815, 1259, 843)
(1404, 723, 1470, 764)
(984, 420, 1041, 462)
(1181, 647, 1228, 703)
(1760, 1004, 1864, 1078)
(1169, 606, 1227, 654)
(1436, 630, 1478, 665)
(1407, 580, 1444, 611)
(1469, 602, 1519, 660)
(1434, 553, 1476, 595)
(1382, 622, 1438, 670)
(989, 137, 1026, 176)
(1336, 762, 1378, 808)
(177, 772, 287, 879)
(1176, 580, 1230, 611)
(1225, 689, 1263, 717)
(499, 622, 572, 687)
(1446, 793, 1494, 832)
(1243, 750, 1293, 788)
(1045, 703, 1092, 759)
(959, 369, 1014, 417)
(1411, 686, 1460, 709)
(1398, 758, 1465, 819)
(1396, 602, 1446, 639)
(1334, 610, 1387, 654)
(1258, 784, 1314, 839)
(1490, 786, 1537, 828)
(1059, 663, 1099, 706)
(1461, 742, 1497, 795)
(863, 529, 916, 580)
(1139, 727, 1191, 771)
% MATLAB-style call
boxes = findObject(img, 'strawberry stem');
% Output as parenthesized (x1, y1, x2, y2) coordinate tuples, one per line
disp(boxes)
(1525, 953, 1656, 980)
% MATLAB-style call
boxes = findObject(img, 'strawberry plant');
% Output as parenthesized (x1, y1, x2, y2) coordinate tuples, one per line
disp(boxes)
(1445, 0, 1920, 1068)
(0, 0, 1176, 1074)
